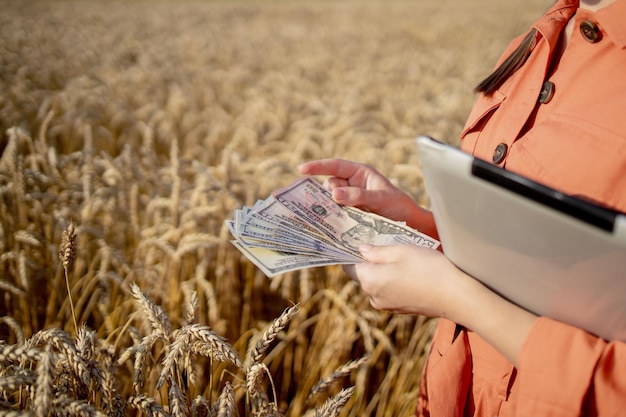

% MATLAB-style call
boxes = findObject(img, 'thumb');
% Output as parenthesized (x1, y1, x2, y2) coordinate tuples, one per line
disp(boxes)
(359, 244, 396, 263)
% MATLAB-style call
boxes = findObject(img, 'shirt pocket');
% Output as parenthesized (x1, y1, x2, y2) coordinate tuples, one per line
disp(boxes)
(509, 113, 626, 212)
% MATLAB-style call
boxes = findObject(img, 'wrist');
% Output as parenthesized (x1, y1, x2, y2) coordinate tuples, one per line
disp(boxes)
(450, 273, 537, 365)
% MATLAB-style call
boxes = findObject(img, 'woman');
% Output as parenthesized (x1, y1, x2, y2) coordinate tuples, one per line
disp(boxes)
(298, 0, 626, 415)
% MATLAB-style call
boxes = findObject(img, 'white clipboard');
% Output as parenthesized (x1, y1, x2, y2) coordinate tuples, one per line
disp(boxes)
(415, 135, 626, 341)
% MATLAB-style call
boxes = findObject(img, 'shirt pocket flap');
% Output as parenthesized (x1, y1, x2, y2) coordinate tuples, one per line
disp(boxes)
(460, 89, 506, 138)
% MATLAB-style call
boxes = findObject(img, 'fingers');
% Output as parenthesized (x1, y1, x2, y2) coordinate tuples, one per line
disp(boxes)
(324, 177, 349, 190)
(298, 158, 367, 181)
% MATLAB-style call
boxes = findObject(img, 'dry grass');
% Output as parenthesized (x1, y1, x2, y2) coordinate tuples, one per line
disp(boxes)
(0, 0, 546, 415)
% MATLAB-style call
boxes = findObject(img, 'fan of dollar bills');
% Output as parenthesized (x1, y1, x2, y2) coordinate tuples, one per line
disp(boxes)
(226, 177, 440, 277)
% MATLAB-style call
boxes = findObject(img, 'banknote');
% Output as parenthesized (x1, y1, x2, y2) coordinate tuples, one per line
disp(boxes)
(228, 177, 440, 277)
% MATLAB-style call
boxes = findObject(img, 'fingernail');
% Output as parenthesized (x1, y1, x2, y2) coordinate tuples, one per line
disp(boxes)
(333, 189, 345, 201)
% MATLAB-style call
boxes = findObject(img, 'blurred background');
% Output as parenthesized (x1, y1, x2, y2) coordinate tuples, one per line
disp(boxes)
(0, 0, 546, 416)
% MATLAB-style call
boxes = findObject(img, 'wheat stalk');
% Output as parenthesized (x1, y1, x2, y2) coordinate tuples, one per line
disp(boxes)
(16, 251, 28, 292)
(75, 325, 95, 361)
(37, 110, 54, 151)
(13, 230, 42, 248)
(0, 280, 26, 298)
(59, 221, 79, 334)
(82, 124, 94, 200)
(75, 325, 104, 400)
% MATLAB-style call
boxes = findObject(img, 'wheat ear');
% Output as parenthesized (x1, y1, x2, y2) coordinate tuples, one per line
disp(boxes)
(315, 387, 355, 417)
(0, 344, 41, 363)
(158, 324, 242, 390)
(248, 305, 298, 365)
(186, 324, 242, 368)
(0, 370, 36, 391)
(216, 382, 235, 417)
(50, 397, 106, 417)
(245, 362, 276, 414)
(129, 283, 173, 338)
(100, 344, 124, 417)
(0, 316, 25, 344)
(127, 394, 168, 417)
(183, 290, 198, 326)
(191, 395, 210, 417)
(33, 345, 54, 417)
(168, 379, 189, 417)
(59, 221, 78, 334)
(308, 355, 370, 401)
(27, 328, 90, 388)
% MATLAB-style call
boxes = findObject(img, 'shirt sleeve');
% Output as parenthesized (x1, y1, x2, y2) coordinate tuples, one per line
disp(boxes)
(515, 317, 626, 416)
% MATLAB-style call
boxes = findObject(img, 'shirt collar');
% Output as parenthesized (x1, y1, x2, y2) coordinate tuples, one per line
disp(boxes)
(533, 0, 579, 51)
(532, 0, 626, 51)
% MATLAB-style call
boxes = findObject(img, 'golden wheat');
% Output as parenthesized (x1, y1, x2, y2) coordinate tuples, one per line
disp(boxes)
(1, 288, 361, 416)
(0, 0, 547, 415)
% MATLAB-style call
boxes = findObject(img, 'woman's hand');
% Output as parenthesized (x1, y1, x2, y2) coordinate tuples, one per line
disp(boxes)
(344, 244, 467, 317)
(346, 243, 538, 366)
(298, 158, 437, 238)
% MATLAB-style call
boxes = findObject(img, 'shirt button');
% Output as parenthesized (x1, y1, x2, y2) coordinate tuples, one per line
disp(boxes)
(492, 143, 508, 164)
(539, 81, 555, 104)
(580, 20, 602, 43)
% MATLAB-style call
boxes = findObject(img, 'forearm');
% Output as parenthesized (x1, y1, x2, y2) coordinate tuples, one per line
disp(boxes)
(448, 272, 537, 366)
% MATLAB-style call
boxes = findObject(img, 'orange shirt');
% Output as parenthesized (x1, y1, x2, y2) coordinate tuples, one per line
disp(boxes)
(418, 0, 626, 416)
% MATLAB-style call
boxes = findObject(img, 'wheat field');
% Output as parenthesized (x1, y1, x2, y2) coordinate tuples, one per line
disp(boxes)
(1, 0, 546, 416)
